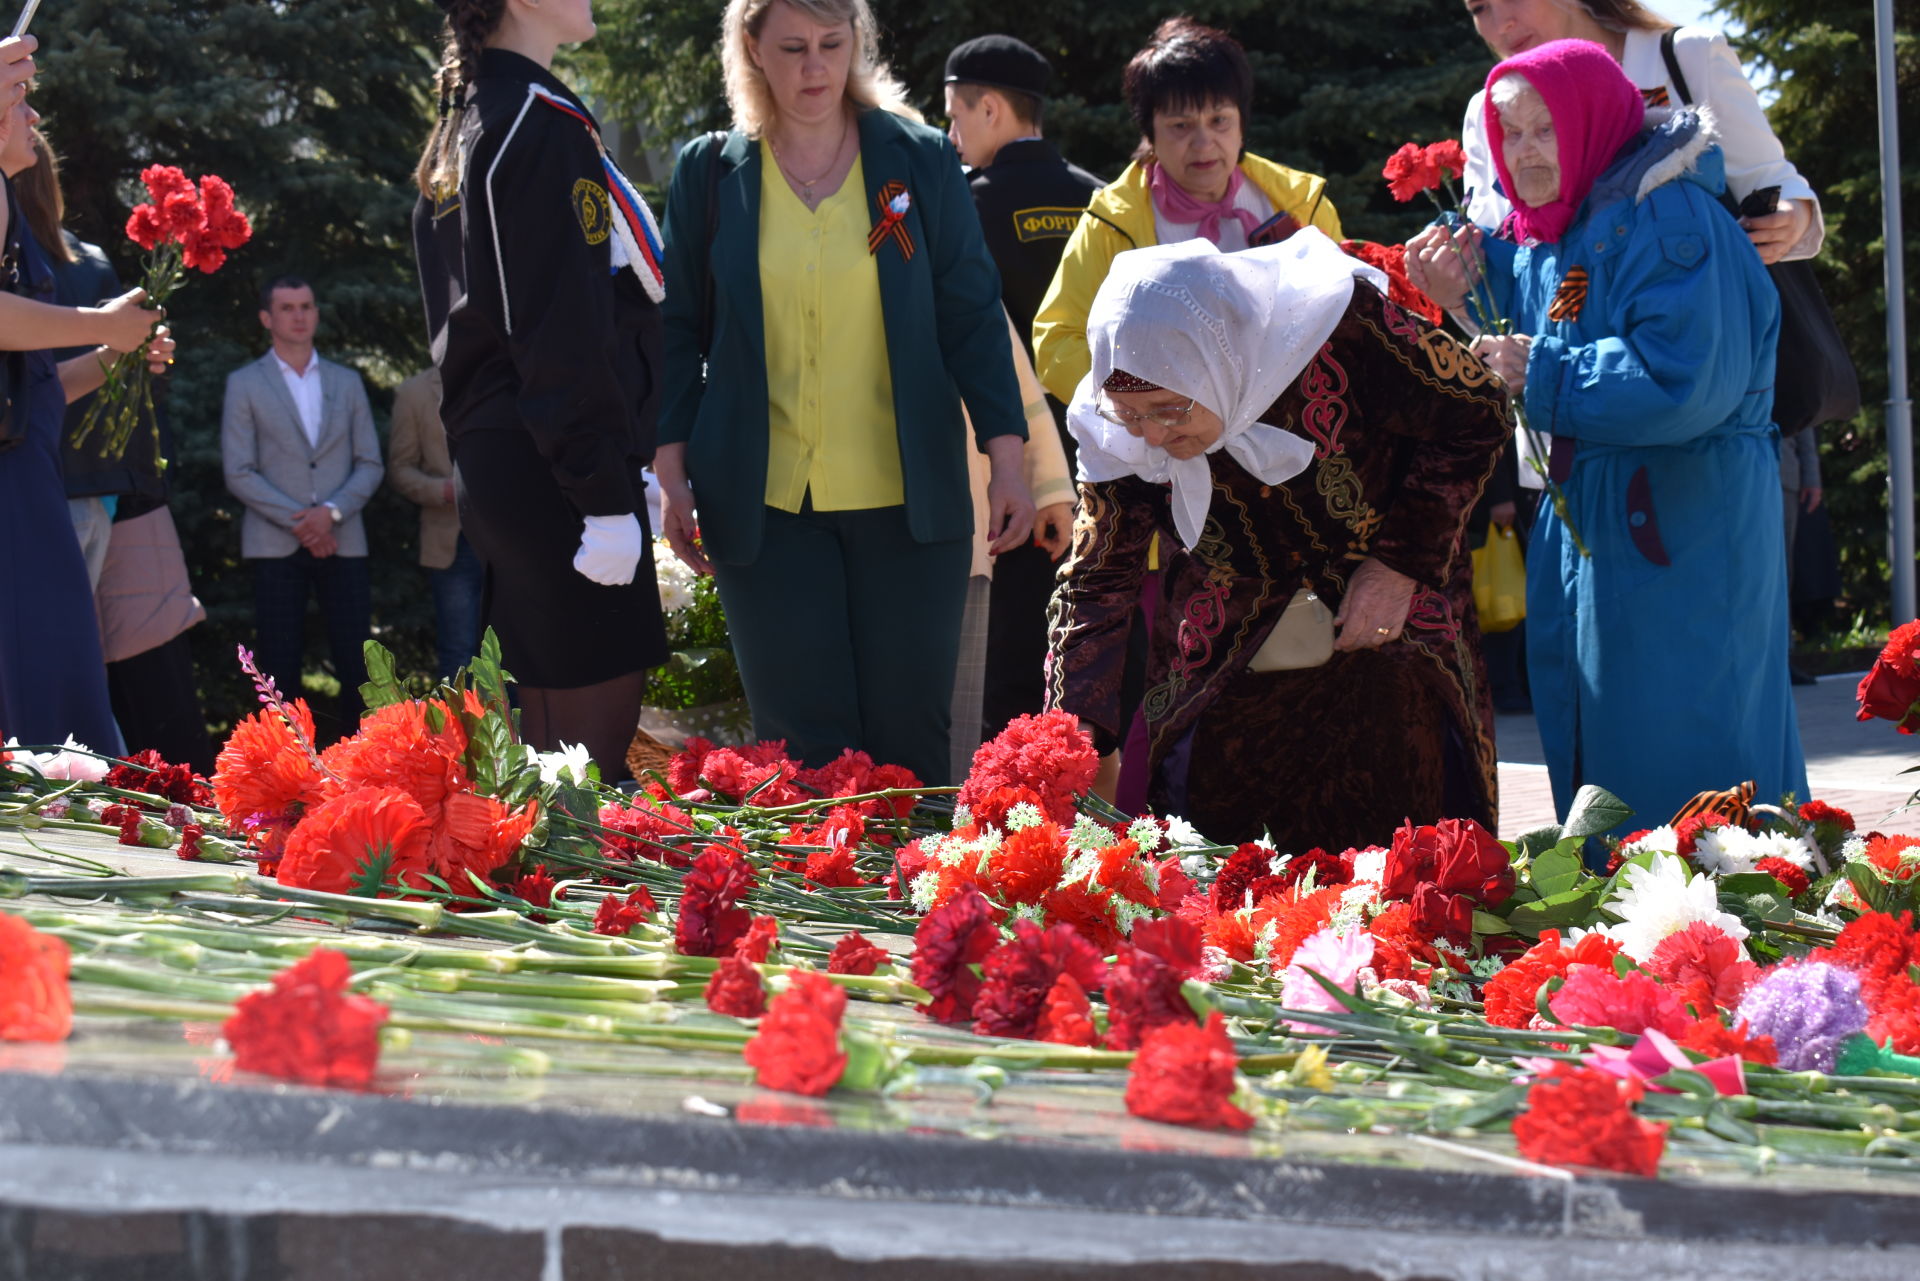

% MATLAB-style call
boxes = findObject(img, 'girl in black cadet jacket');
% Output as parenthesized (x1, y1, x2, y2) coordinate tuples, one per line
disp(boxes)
(413, 0, 668, 780)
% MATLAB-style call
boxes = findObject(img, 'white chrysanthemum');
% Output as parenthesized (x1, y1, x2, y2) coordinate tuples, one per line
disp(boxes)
(1350, 847, 1388, 886)
(1128, 816, 1166, 854)
(1838, 834, 1869, 866)
(1604, 853, 1750, 962)
(1690, 825, 1763, 876)
(1004, 801, 1045, 832)
(1620, 825, 1679, 856)
(1752, 830, 1818, 872)
(1327, 883, 1377, 933)
(1164, 815, 1207, 849)
(1180, 851, 1212, 881)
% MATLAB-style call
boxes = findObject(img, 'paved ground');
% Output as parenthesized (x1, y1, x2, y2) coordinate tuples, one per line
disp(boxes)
(1495, 670, 1920, 838)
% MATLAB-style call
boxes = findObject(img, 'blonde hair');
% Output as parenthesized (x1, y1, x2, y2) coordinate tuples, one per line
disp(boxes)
(720, 0, 914, 137)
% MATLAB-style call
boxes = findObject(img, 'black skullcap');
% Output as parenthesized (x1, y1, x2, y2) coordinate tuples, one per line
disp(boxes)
(944, 35, 1052, 100)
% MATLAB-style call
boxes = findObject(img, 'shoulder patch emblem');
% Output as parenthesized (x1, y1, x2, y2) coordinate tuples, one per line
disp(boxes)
(1547, 266, 1589, 324)
(1013, 206, 1083, 243)
(572, 178, 613, 245)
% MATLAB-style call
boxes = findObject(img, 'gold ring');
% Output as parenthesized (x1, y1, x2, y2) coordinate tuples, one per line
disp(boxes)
(1375, 626, 1392, 636)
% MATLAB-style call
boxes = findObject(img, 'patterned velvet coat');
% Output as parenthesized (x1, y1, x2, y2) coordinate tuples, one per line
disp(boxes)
(1046, 285, 1513, 849)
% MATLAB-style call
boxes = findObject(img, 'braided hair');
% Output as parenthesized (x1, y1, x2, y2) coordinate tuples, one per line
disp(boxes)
(414, 0, 507, 198)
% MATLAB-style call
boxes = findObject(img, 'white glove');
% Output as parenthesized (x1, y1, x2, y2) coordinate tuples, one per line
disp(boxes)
(573, 513, 644, 586)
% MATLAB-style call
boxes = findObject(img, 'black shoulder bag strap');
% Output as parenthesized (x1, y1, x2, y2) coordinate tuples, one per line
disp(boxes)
(1659, 28, 1694, 107)
(699, 129, 729, 358)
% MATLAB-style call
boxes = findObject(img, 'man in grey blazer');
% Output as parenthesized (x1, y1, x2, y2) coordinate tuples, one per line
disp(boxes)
(221, 277, 384, 730)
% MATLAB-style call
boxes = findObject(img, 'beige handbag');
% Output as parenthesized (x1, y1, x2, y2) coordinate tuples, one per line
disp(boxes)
(1247, 588, 1334, 672)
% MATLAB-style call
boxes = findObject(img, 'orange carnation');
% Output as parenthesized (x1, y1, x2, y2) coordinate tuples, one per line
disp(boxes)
(0, 913, 71, 1042)
(989, 823, 1069, 906)
(212, 700, 326, 854)
(277, 786, 432, 896)
(426, 790, 540, 889)
(320, 699, 470, 824)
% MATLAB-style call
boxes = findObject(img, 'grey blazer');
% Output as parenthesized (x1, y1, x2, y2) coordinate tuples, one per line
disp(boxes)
(221, 352, 384, 559)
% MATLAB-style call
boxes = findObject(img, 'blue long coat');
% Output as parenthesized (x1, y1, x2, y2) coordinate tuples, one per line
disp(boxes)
(1481, 112, 1808, 827)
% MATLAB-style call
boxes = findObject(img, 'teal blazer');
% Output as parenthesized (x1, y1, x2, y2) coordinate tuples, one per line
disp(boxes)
(659, 109, 1026, 566)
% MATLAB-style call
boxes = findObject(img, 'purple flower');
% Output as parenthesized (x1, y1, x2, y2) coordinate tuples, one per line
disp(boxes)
(1734, 961, 1869, 1073)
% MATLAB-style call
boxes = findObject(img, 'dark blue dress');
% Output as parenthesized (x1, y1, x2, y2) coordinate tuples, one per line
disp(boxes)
(0, 207, 120, 751)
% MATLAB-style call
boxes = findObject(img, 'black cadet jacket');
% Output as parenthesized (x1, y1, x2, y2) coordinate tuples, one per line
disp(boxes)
(411, 48, 659, 518)
(966, 139, 1101, 359)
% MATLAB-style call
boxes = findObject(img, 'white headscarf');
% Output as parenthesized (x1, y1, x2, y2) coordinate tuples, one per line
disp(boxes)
(1067, 229, 1389, 549)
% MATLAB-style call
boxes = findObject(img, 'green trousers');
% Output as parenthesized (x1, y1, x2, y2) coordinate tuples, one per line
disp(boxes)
(713, 503, 971, 786)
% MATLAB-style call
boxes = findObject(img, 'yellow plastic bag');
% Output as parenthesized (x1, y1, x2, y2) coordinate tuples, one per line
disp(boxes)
(1472, 524, 1526, 634)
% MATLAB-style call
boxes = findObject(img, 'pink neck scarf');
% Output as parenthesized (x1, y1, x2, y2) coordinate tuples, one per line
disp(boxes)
(1484, 39, 1645, 245)
(1150, 161, 1261, 246)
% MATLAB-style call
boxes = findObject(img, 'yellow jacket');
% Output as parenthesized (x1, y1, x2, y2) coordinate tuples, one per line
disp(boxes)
(1031, 153, 1343, 403)
(966, 310, 1076, 578)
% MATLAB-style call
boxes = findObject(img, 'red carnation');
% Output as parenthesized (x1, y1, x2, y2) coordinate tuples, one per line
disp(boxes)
(597, 796, 696, 867)
(1512, 1064, 1667, 1176)
(223, 949, 387, 1089)
(1823, 910, 1920, 1004)
(0, 913, 71, 1042)
(705, 955, 767, 1018)
(1342, 240, 1444, 325)
(1678, 1014, 1779, 1065)
(911, 890, 1000, 1023)
(1646, 921, 1759, 1015)
(1548, 966, 1691, 1039)
(1106, 916, 1202, 1050)
(1799, 799, 1856, 834)
(1383, 817, 1513, 905)
(1125, 1011, 1253, 1131)
(276, 787, 433, 896)
(1424, 139, 1467, 181)
(827, 931, 889, 976)
(1755, 856, 1811, 897)
(177, 823, 207, 861)
(1035, 972, 1100, 1047)
(1212, 843, 1274, 912)
(592, 887, 658, 937)
(1383, 141, 1444, 202)
(957, 710, 1099, 825)
(1673, 812, 1730, 857)
(181, 174, 253, 273)
(990, 821, 1070, 906)
(675, 844, 757, 957)
(106, 749, 212, 807)
(972, 920, 1108, 1040)
(511, 867, 556, 911)
(1481, 929, 1623, 1028)
(734, 915, 779, 964)
(742, 971, 847, 1096)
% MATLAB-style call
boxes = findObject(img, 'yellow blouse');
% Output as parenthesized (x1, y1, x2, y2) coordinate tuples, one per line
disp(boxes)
(759, 144, 903, 512)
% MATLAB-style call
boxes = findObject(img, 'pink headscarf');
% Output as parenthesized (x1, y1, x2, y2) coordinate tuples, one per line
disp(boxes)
(1483, 38, 1645, 245)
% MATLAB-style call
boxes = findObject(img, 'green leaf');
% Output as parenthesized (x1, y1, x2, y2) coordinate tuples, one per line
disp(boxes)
(1848, 862, 1895, 914)
(1443, 1082, 1528, 1131)
(1514, 825, 1565, 862)
(1471, 910, 1513, 936)
(348, 843, 396, 899)
(1505, 883, 1603, 932)
(1562, 784, 1633, 840)
(1719, 872, 1790, 897)
(1529, 844, 1587, 898)
(358, 640, 408, 712)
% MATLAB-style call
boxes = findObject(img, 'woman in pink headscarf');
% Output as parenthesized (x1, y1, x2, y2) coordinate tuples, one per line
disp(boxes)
(1408, 39, 1806, 834)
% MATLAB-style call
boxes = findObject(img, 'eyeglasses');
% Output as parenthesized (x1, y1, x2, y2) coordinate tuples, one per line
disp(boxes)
(1095, 395, 1198, 429)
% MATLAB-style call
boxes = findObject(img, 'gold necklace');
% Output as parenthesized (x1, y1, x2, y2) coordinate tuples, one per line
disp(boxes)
(769, 116, 851, 207)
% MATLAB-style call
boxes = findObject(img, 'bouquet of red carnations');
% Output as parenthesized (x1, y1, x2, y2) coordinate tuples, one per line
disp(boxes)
(71, 165, 252, 460)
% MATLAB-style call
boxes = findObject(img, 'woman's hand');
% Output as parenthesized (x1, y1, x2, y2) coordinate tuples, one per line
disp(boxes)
(145, 325, 175, 376)
(1405, 222, 1483, 313)
(1332, 557, 1419, 651)
(1470, 333, 1532, 393)
(1034, 501, 1074, 560)
(89, 288, 163, 354)
(1742, 198, 1813, 265)
(1077, 719, 1122, 804)
(652, 444, 712, 576)
(984, 434, 1037, 555)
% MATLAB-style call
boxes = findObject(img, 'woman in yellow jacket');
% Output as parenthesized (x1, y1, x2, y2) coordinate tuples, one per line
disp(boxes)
(1033, 17, 1343, 405)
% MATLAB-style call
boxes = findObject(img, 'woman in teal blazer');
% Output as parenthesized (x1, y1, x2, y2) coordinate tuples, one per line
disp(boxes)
(656, 0, 1032, 786)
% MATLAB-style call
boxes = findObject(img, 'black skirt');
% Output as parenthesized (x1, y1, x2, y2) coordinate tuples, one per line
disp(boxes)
(453, 428, 668, 689)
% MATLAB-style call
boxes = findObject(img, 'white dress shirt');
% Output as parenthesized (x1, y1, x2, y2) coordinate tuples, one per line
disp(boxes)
(274, 349, 325, 449)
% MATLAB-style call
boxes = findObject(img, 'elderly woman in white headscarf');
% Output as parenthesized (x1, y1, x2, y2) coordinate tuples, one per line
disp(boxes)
(1045, 231, 1513, 849)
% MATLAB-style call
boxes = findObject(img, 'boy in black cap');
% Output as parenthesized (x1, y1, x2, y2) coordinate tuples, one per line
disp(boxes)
(943, 33, 1101, 738)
